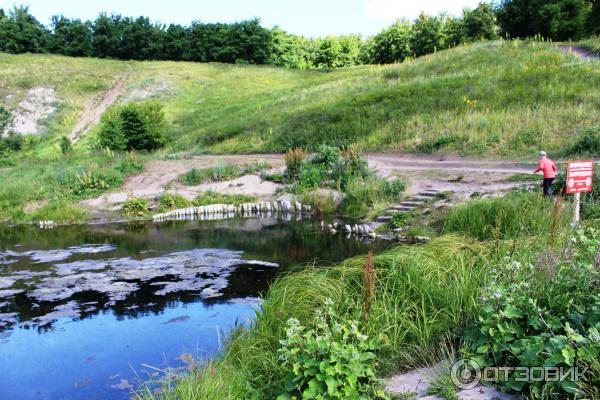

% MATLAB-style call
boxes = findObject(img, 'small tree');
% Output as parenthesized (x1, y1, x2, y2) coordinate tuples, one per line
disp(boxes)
(98, 101, 166, 152)
(463, 3, 499, 41)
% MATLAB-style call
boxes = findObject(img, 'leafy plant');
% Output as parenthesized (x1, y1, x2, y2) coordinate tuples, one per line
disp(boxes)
(157, 193, 190, 212)
(463, 228, 600, 397)
(121, 198, 149, 218)
(299, 164, 325, 189)
(277, 300, 388, 400)
(116, 151, 144, 175)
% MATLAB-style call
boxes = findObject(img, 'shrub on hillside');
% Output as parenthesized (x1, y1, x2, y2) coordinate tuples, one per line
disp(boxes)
(157, 193, 190, 212)
(59, 136, 72, 154)
(98, 101, 166, 152)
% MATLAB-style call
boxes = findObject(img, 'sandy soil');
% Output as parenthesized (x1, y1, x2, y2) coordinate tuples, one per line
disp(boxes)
(4, 87, 57, 136)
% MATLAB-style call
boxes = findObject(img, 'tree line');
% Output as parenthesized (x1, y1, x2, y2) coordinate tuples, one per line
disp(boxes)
(0, 1, 598, 68)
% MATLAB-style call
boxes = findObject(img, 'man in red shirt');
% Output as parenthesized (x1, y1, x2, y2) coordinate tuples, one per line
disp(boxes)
(533, 151, 558, 196)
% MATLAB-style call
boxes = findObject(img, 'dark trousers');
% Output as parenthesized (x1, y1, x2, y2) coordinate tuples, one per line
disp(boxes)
(543, 178, 554, 196)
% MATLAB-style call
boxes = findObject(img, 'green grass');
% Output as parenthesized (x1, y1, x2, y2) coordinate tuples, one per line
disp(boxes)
(179, 162, 270, 185)
(191, 191, 258, 206)
(3, 40, 600, 158)
(506, 173, 542, 182)
(136, 235, 490, 400)
(577, 36, 600, 55)
(442, 191, 568, 240)
(0, 151, 146, 223)
(2, 40, 599, 223)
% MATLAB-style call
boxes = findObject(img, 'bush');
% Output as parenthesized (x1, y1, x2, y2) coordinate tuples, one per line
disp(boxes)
(298, 164, 325, 189)
(121, 198, 149, 218)
(464, 228, 600, 397)
(0, 131, 23, 154)
(191, 191, 258, 206)
(277, 300, 387, 400)
(284, 148, 305, 180)
(180, 164, 242, 185)
(68, 169, 123, 197)
(98, 101, 166, 151)
(115, 151, 144, 176)
(157, 193, 190, 212)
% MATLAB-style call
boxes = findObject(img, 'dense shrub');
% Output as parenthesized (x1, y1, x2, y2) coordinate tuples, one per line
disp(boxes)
(0, 131, 23, 155)
(567, 128, 600, 156)
(98, 101, 166, 151)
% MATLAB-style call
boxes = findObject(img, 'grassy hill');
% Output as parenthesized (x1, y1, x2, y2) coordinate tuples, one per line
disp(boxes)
(2, 39, 599, 157)
(0, 40, 599, 223)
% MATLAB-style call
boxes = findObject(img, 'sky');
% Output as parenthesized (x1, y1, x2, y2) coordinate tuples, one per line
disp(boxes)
(0, 0, 483, 37)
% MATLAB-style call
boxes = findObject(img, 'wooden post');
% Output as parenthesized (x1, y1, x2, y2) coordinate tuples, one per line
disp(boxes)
(572, 192, 580, 226)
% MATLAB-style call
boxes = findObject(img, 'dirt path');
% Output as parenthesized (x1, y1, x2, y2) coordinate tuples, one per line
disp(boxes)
(69, 77, 128, 143)
(558, 45, 597, 59)
(80, 153, 540, 218)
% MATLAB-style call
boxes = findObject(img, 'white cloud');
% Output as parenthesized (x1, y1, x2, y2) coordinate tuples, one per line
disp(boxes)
(365, 0, 482, 22)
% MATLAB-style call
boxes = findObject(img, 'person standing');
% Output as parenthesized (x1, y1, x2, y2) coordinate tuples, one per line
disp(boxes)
(533, 151, 557, 196)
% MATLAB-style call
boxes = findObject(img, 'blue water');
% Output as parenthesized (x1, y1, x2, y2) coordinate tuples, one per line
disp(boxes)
(0, 217, 386, 400)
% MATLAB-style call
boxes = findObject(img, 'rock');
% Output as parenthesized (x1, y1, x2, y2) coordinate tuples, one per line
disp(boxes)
(345, 225, 352, 232)
(330, 229, 337, 234)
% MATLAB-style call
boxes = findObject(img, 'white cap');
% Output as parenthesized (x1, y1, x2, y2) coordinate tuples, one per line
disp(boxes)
(539, 151, 547, 157)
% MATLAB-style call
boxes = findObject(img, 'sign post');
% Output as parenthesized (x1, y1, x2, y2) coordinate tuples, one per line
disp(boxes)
(566, 160, 594, 226)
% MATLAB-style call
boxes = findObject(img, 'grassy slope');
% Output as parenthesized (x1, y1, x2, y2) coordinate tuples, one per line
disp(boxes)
(1, 40, 599, 223)
(138, 40, 600, 156)
(2, 39, 600, 157)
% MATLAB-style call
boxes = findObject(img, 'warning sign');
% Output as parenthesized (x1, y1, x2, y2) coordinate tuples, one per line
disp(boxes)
(566, 160, 594, 194)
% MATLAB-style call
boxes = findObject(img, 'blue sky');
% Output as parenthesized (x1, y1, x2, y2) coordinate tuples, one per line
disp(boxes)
(0, 0, 483, 37)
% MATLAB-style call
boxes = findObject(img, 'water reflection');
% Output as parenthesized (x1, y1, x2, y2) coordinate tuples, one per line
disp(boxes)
(0, 216, 388, 400)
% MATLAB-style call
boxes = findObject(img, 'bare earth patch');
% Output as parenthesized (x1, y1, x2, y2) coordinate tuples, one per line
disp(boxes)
(80, 153, 539, 220)
(5, 87, 57, 135)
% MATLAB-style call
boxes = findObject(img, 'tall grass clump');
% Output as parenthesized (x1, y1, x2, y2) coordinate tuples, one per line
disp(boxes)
(443, 191, 568, 240)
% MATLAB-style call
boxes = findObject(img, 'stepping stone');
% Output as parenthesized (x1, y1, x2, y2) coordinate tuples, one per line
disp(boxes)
(400, 201, 422, 207)
(391, 206, 413, 212)
(376, 215, 392, 222)
(418, 191, 438, 197)
(408, 196, 432, 202)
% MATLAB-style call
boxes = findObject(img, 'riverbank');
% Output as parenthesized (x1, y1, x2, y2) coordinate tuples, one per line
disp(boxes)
(135, 190, 599, 399)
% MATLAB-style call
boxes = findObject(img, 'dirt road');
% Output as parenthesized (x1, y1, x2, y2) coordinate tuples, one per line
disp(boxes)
(81, 153, 541, 217)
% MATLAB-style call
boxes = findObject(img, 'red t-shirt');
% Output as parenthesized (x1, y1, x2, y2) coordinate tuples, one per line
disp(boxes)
(537, 157, 557, 179)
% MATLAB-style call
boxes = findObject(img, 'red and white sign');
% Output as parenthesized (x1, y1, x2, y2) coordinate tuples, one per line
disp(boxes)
(566, 160, 594, 194)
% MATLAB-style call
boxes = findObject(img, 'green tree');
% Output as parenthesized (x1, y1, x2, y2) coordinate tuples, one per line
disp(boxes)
(497, 0, 593, 40)
(365, 20, 413, 64)
(0, 6, 49, 54)
(269, 27, 313, 68)
(411, 13, 445, 57)
(463, 3, 499, 41)
(50, 16, 93, 57)
(443, 16, 466, 47)
(591, 0, 600, 34)
(91, 13, 122, 58)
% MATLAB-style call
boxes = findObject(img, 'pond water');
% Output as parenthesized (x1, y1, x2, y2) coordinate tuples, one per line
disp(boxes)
(0, 216, 388, 400)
